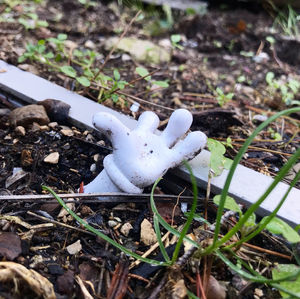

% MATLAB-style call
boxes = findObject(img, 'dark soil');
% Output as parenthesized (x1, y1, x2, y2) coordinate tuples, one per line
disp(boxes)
(0, 0, 299, 298)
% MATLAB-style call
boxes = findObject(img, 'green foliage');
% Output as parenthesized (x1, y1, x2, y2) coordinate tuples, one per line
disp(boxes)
(0, 0, 47, 29)
(215, 87, 234, 107)
(272, 264, 300, 298)
(170, 34, 184, 50)
(135, 66, 169, 87)
(272, 4, 300, 37)
(18, 13, 48, 30)
(266, 72, 300, 106)
(268, 127, 282, 141)
(213, 195, 242, 215)
(207, 138, 232, 177)
(263, 217, 300, 243)
(77, 0, 97, 9)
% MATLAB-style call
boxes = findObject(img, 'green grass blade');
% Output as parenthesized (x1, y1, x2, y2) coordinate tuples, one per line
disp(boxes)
(216, 249, 300, 284)
(228, 167, 300, 248)
(171, 162, 199, 264)
(209, 107, 300, 253)
(212, 146, 300, 251)
(150, 179, 200, 249)
(153, 214, 171, 263)
(42, 185, 168, 266)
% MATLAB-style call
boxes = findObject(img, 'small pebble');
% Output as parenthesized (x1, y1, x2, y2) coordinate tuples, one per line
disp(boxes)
(15, 126, 26, 136)
(84, 40, 96, 49)
(9, 104, 49, 127)
(108, 220, 118, 228)
(253, 114, 268, 123)
(30, 122, 42, 132)
(60, 129, 74, 137)
(90, 163, 96, 172)
(93, 154, 100, 162)
(48, 122, 58, 128)
(4, 134, 12, 140)
(39, 125, 49, 131)
(85, 134, 94, 142)
(120, 222, 133, 237)
(44, 152, 60, 164)
(66, 240, 82, 255)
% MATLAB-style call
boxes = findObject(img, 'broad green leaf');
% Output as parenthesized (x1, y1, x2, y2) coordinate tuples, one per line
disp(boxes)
(113, 69, 120, 81)
(57, 33, 67, 41)
(207, 139, 226, 156)
(73, 49, 83, 57)
(213, 195, 242, 214)
(60, 65, 77, 78)
(266, 72, 275, 85)
(244, 212, 256, 227)
(264, 217, 300, 243)
(135, 67, 151, 81)
(27, 12, 38, 20)
(210, 153, 224, 176)
(55, 53, 63, 62)
(83, 69, 94, 78)
(266, 36, 275, 44)
(76, 76, 90, 87)
(37, 44, 46, 54)
(171, 34, 181, 44)
(224, 157, 233, 170)
(38, 39, 45, 46)
(207, 139, 227, 176)
(37, 20, 48, 27)
(44, 52, 54, 59)
(111, 94, 119, 103)
(18, 55, 27, 63)
(152, 80, 169, 87)
(272, 264, 300, 298)
(117, 81, 127, 89)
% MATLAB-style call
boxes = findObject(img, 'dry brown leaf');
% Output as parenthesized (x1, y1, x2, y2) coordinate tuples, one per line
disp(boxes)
(0, 261, 55, 299)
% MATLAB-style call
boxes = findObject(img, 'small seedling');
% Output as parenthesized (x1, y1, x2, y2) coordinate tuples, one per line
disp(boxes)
(135, 66, 169, 88)
(170, 34, 183, 50)
(215, 87, 234, 107)
(265, 72, 300, 106)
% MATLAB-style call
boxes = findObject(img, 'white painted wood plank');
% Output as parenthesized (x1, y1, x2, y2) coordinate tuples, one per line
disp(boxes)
(0, 60, 299, 227)
(173, 151, 300, 227)
(0, 60, 136, 130)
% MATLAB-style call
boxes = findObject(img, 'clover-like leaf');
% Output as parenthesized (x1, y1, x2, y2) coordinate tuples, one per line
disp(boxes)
(263, 217, 300, 243)
(60, 65, 77, 78)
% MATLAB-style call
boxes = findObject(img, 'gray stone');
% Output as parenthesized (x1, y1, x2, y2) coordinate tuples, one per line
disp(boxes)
(9, 104, 50, 127)
(104, 37, 171, 64)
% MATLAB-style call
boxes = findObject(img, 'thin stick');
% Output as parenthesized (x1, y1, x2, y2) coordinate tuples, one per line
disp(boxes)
(0, 192, 201, 202)
(232, 143, 293, 156)
(129, 231, 171, 269)
(90, 83, 174, 112)
(244, 242, 292, 260)
(27, 211, 98, 236)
